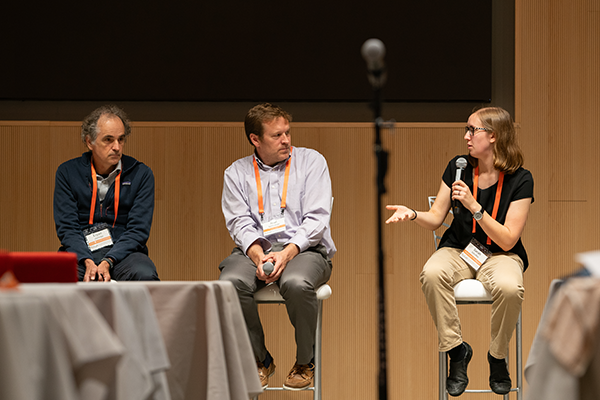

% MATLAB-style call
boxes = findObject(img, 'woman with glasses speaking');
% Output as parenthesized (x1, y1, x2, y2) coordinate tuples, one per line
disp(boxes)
(385, 107, 534, 397)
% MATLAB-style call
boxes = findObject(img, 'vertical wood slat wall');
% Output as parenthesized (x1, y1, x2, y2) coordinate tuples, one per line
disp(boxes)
(0, 0, 599, 398)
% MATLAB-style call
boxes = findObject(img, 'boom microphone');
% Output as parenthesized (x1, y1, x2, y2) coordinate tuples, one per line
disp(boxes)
(454, 157, 468, 214)
(361, 38, 387, 88)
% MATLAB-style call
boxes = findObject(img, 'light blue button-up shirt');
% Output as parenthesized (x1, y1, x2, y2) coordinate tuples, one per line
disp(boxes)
(222, 146, 336, 259)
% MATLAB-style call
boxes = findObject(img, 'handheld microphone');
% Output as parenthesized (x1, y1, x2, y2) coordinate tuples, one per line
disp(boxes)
(361, 38, 387, 88)
(263, 261, 274, 276)
(454, 157, 468, 214)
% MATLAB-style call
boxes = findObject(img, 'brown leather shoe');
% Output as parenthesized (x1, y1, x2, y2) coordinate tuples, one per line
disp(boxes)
(257, 361, 276, 389)
(283, 363, 314, 390)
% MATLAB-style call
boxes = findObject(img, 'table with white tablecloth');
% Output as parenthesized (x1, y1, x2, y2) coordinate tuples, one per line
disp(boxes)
(0, 280, 261, 400)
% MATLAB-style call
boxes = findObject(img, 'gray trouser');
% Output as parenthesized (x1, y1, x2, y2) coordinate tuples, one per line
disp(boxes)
(219, 243, 332, 365)
(80, 247, 160, 281)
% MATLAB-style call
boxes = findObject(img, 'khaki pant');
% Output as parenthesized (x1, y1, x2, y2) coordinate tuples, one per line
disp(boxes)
(420, 247, 524, 359)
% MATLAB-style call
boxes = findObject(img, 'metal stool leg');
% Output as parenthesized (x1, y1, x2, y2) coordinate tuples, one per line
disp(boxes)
(503, 349, 510, 400)
(504, 311, 523, 400)
(314, 298, 323, 400)
(439, 351, 448, 400)
(516, 311, 523, 400)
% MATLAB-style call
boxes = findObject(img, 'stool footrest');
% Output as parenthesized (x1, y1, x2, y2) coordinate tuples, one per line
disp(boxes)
(463, 388, 519, 393)
(263, 386, 315, 391)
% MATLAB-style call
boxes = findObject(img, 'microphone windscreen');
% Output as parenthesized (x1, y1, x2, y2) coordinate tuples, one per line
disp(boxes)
(456, 157, 468, 169)
(361, 38, 386, 68)
(263, 262, 274, 276)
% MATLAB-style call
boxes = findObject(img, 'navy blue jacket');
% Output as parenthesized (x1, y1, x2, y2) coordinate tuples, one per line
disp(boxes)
(54, 152, 155, 264)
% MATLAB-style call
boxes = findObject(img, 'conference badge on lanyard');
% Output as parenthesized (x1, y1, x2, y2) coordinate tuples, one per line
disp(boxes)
(460, 237, 492, 271)
(83, 222, 114, 252)
(461, 165, 504, 270)
(263, 214, 286, 236)
(86, 161, 120, 252)
(253, 149, 292, 237)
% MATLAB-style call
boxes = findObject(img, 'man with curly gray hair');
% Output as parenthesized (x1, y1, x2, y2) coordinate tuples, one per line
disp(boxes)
(54, 105, 159, 281)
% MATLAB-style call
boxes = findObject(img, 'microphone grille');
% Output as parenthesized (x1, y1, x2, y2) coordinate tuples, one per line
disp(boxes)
(263, 262, 274, 276)
(456, 157, 468, 169)
(361, 38, 386, 63)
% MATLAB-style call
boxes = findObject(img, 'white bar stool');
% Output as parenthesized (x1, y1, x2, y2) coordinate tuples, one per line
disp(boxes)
(251, 283, 332, 400)
(427, 196, 523, 400)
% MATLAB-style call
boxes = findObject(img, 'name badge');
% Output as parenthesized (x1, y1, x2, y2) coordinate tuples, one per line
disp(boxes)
(84, 224, 114, 252)
(460, 238, 492, 271)
(263, 216, 286, 236)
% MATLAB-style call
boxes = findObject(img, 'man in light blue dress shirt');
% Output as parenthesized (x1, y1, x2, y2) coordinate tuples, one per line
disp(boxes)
(219, 103, 335, 391)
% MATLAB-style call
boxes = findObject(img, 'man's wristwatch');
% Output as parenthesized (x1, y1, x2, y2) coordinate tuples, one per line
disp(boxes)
(473, 206, 484, 221)
(101, 257, 114, 269)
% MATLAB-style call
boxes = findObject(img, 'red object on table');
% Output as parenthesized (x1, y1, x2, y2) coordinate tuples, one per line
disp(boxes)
(6, 252, 78, 283)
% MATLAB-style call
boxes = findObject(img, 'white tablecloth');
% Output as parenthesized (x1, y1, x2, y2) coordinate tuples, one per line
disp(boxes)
(141, 281, 262, 400)
(0, 288, 124, 400)
(1, 281, 260, 400)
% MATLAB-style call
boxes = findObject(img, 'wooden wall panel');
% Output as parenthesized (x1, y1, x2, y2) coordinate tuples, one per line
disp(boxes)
(517, 1, 600, 399)
(0, 1, 599, 398)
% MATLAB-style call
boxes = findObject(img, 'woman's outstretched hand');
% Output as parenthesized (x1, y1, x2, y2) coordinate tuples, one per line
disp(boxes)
(385, 205, 415, 224)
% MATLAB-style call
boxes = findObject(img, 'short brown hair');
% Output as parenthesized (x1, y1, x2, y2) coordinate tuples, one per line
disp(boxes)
(244, 103, 292, 145)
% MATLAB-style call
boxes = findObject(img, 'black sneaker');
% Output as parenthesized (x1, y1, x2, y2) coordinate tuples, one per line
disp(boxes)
(447, 342, 472, 397)
(488, 352, 511, 395)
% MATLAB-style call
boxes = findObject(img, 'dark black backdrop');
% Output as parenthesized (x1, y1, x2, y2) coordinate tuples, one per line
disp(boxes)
(2, 1, 491, 103)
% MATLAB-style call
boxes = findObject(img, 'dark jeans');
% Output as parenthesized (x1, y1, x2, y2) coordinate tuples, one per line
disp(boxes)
(78, 247, 160, 281)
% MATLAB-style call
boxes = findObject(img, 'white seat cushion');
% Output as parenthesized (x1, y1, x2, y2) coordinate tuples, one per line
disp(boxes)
(254, 283, 332, 303)
(453, 279, 492, 302)
(254, 284, 284, 302)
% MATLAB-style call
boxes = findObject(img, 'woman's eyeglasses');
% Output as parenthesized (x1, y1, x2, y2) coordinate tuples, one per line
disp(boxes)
(465, 125, 491, 137)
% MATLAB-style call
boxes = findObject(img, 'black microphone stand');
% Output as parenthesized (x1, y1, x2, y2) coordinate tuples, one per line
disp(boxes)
(369, 73, 389, 400)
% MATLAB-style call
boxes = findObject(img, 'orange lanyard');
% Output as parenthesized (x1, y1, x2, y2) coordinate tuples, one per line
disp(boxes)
(472, 166, 504, 245)
(253, 148, 292, 218)
(89, 162, 121, 228)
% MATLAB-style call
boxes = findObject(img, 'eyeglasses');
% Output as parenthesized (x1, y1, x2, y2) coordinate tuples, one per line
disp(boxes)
(465, 125, 491, 137)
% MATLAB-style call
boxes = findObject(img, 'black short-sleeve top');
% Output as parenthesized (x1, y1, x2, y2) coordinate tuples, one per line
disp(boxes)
(439, 155, 535, 271)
